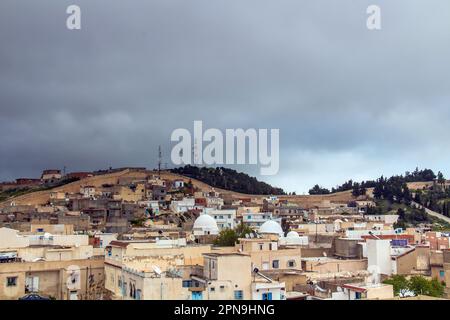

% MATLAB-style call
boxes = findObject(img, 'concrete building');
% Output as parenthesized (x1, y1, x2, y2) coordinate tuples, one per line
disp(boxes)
(367, 239, 392, 276)
(205, 209, 236, 230)
(236, 238, 302, 271)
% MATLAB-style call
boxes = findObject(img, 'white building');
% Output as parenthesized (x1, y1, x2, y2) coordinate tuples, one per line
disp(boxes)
(242, 212, 277, 228)
(173, 180, 185, 189)
(80, 186, 96, 199)
(251, 280, 286, 300)
(206, 197, 224, 209)
(258, 220, 284, 237)
(367, 239, 392, 276)
(205, 209, 236, 230)
(170, 198, 196, 213)
(278, 231, 309, 246)
(193, 214, 220, 236)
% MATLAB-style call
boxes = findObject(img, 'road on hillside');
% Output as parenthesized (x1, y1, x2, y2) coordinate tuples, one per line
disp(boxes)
(411, 201, 450, 224)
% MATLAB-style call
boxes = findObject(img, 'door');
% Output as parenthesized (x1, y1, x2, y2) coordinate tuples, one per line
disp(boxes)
(192, 291, 203, 300)
(25, 276, 39, 293)
(69, 291, 79, 300)
(262, 292, 272, 300)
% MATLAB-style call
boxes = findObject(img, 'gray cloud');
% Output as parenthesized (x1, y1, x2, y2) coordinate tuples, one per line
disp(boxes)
(1, 0, 450, 192)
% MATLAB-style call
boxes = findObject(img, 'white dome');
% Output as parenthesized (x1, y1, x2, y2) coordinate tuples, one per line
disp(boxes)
(286, 231, 300, 238)
(193, 214, 219, 233)
(259, 220, 283, 236)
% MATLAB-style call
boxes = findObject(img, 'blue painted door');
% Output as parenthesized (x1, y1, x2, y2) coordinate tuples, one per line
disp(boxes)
(262, 292, 272, 300)
(192, 291, 203, 300)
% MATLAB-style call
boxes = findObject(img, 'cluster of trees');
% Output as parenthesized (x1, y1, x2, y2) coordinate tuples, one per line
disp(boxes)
(373, 176, 412, 204)
(393, 207, 429, 229)
(214, 223, 254, 246)
(171, 165, 285, 195)
(383, 275, 445, 298)
(308, 168, 441, 196)
(413, 179, 450, 217)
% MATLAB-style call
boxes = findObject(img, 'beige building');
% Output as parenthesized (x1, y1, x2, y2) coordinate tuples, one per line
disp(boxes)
(201, 253, 252, 300)
(301, 257, 367, 274)
(104, 240, 211, 300)
(236, 238, 302, 271)
(0, 258, 104, 300)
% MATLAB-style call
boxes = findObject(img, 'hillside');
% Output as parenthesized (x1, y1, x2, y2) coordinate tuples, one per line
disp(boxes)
(0, 168, 356, 208)
(170, 166, 285, 195)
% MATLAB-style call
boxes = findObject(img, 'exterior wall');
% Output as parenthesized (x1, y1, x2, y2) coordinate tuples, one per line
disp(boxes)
(0, 228, 29, 249)
(366, 284, 394, 299)
(122, 244, 211, 266)
(415, 246, 430, 271)
(395, 249, 418, 275)
(249, 249, 302, 271)
(0, 258, 104, 300)
(444, 250, 450, 298)
(334, 238, 362, 258)
(142, 276, 190, 300)
(251, 282, 285, 300)
(367, 239, 391, 275)
(16, 245, 94, 262)
(302, 258, 367, 273)
(30, 224, 74, 235)
(203, 254, 252, 300)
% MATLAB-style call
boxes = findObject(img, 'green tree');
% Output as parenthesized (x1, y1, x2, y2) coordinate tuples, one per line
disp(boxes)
(214, 229, 238, 246)
(408, 276, 444, 297)
(383, 275, 410, 297)
(235, 222, 253, 238)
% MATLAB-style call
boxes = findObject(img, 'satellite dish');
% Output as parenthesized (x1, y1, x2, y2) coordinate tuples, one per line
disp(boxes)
(245, 234, 250, 239)
(322, 252, 327, 257)
(249, 233, 254, 239)
(189, 234, 196, 241)
(152, 265, 162, 275)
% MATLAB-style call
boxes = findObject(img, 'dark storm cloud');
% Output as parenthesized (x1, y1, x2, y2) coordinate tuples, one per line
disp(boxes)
(1, 0, 450, 192)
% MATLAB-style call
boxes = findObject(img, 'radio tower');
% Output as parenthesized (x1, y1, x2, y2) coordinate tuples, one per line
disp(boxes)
(158, 145, 162, 177)
(193, 138, 200, 167)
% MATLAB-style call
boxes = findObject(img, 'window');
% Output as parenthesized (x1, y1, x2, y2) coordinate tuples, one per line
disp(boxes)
(259, 244, 263, 251)
(234, 290, 243, 300)
(272, 260, 279, 269)
(7, 277, 17, 287)
(182, 280, 192, 288)
(287, 260, 296, 268)
(440, 270, 445, 278)
(210, 287, 215, 292)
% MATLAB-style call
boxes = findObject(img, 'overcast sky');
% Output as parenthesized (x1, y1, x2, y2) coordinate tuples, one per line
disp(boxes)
(1, 0, 450, 193)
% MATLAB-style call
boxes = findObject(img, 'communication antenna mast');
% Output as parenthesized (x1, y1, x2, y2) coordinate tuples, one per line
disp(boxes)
(158, 145, 162, 176)
(193, 138, 198, 166)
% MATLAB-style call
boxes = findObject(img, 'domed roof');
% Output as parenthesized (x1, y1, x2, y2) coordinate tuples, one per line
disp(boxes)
(259, 220, 283, 236)
(286, 231, 300, 238)
(193, 214, 219, 232)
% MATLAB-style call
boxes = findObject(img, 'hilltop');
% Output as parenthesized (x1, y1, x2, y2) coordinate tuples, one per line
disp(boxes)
(0, 168, 357, 209)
